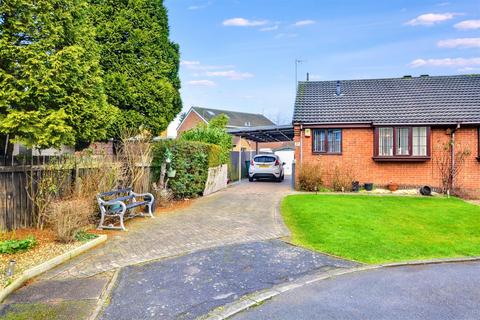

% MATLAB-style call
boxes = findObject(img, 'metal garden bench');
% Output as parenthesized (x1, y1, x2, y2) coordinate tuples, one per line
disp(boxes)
(96, 187, 154, 231)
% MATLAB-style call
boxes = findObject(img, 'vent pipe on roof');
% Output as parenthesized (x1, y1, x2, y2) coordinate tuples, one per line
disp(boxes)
(336, 80, 341, 96)
(306, 72, 309, 81)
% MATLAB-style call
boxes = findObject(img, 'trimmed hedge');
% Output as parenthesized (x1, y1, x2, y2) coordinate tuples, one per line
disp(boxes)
(152, 140, 222, 199)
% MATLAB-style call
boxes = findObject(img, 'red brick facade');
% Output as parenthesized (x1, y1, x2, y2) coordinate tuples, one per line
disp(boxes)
(294, 125, 480, 198)
(177, 110, 207, 134)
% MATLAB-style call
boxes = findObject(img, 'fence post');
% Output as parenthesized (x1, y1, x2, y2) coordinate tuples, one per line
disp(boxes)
(238, 137, 242, 181)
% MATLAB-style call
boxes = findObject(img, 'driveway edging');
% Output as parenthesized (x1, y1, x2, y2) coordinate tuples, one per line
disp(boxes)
(0, 234, 107, 303)
(201, 256, 480, 320)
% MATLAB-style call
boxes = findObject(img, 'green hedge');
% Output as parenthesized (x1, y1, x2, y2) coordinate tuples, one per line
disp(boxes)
(152, 140, 223, 199)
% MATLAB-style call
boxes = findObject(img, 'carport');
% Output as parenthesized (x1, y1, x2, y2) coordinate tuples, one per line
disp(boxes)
(227, 124, 294, 152)
(227, 125, 294, 182)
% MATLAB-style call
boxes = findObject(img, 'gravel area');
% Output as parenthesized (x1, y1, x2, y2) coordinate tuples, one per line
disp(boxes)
(0, 229, 83, 288)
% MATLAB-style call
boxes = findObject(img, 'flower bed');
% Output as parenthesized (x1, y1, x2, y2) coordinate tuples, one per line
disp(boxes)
(0, 229, 97, 288)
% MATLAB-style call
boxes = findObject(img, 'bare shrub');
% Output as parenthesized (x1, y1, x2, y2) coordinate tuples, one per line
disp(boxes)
(332, 164, 355, 192)
(47, 198, 93, 242)
(118, 129, 152, 192)
(298, 162, 323, 191)
(436, 141, 470, 194)
(27, 157, 73, 229)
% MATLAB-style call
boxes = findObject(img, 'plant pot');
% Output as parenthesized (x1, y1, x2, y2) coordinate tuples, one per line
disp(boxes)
(352, 181, 360, 192)
(388, 183, 398, 192)
(364, 183, 374, 191)
(420, 185, 432, 196)
(167, 169, 176, 178)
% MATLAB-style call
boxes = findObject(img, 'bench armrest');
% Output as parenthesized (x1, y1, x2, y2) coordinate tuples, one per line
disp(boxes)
(130, 192, 154, 202)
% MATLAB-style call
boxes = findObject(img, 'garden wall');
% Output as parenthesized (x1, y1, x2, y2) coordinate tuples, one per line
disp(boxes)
(203, 164, 228, 196)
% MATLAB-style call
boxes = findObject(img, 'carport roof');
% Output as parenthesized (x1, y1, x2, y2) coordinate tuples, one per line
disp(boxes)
(227, 125, 294, 142)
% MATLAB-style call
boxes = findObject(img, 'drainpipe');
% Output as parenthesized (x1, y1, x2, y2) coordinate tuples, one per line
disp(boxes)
(300, 124, 303, 168)
(450, 123, 461, 192)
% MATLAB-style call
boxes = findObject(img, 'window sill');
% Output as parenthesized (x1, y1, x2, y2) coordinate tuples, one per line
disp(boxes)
(373, 156, 430, 162)
(313, 152, 342, 155)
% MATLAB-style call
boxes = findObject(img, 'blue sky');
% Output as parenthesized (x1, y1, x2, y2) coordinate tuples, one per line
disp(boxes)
(164, 0, 480, 127)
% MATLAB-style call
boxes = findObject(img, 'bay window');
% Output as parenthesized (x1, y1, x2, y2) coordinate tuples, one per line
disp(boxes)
(313, 129, 342, 154)
(374, 127, 430, 160)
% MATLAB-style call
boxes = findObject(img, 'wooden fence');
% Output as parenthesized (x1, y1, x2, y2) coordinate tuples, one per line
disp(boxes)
(0, 156, 152, 231)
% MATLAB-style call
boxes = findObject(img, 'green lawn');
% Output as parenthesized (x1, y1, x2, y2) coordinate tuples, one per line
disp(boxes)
(281, 194, 480, 264)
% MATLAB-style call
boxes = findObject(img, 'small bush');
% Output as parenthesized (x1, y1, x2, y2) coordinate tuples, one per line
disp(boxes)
(0, 236, 37, 254)
(332, 164, 355, 192)
(47, 198, 93, 243)
(179, 114, 232, 165)
(298, 163, 323, 191)
(152, 140, 211, 199)
(74, 230, 98, 242)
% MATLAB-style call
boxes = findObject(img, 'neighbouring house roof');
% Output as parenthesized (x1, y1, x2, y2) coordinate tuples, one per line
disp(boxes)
(191, 106, 275, 128)
(293, 74, 480, 126)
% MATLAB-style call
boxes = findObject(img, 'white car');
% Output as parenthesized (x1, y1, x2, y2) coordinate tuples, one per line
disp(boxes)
(248, 154, 285, 182)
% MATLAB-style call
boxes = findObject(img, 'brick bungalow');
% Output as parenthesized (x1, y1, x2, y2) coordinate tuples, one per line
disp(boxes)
(293, 75, 480, 198)
(178, 106, 285, 151)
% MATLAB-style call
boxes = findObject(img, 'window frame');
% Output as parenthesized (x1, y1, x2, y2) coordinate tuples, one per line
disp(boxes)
(312, 128, 342, 155)
(373, 126, 431, 161)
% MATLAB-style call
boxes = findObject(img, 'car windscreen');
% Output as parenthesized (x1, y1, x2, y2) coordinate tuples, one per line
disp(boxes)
(254, 156, 276, 163)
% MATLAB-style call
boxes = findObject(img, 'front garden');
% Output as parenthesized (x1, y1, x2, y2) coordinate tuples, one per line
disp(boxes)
(282, 194, 480, 264)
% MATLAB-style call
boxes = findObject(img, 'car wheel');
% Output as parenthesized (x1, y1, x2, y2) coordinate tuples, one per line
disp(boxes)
(281, 174, 285, 181)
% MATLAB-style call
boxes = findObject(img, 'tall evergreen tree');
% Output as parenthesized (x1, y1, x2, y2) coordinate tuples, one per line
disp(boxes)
(0, 0, 114, 149)
(91, 0, 182, 137)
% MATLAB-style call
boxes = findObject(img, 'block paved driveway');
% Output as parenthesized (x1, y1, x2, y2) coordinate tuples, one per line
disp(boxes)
(41, 178, 292, 280)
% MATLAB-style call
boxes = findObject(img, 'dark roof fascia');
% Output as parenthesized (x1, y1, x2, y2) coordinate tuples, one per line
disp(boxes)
(296, 122, 480, 128)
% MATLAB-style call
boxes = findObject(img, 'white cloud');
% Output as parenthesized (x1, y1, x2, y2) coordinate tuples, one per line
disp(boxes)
(437, 38, 480, 48)
(206, 70, 254, 80)
(409, 57, 480, 68)
(406, 12, 459, 26)
(274, 33, 298, 39)
(181, 60, 200, 67)
(222, 18, 268, 27)
(454, 19, 480, 30)
(293, 20, 316, 27)
(181, 60, 233, 71)
(260, 25, 279, 32)
(187, 80, 217, 87)
(188, 1, 212, 10)
(458, 67, 480, 72)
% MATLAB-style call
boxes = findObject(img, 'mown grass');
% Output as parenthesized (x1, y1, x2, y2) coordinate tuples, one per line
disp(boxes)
(281, 194, 480, 264)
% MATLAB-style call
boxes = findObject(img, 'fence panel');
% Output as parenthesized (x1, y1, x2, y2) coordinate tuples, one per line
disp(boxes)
(229, 151, 256, 181)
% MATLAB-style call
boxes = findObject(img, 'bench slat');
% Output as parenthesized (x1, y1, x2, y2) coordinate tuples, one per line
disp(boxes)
(99, 187, 132, 197)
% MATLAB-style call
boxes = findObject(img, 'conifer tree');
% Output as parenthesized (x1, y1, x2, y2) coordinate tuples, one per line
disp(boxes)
(91, 0, 182, 137)
(0, 0, 114, 149)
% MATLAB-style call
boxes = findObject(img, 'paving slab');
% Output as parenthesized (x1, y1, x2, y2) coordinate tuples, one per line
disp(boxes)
(100, 240, 358, 320)
(4, 275, 110, 304)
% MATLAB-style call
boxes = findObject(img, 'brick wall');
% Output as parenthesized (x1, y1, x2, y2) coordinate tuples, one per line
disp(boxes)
(177, 111, 206, 134)
(294, 125, 480, 198)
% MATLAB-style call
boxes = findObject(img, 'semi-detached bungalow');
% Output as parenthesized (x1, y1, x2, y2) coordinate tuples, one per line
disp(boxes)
(293, 74, 480, 198)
